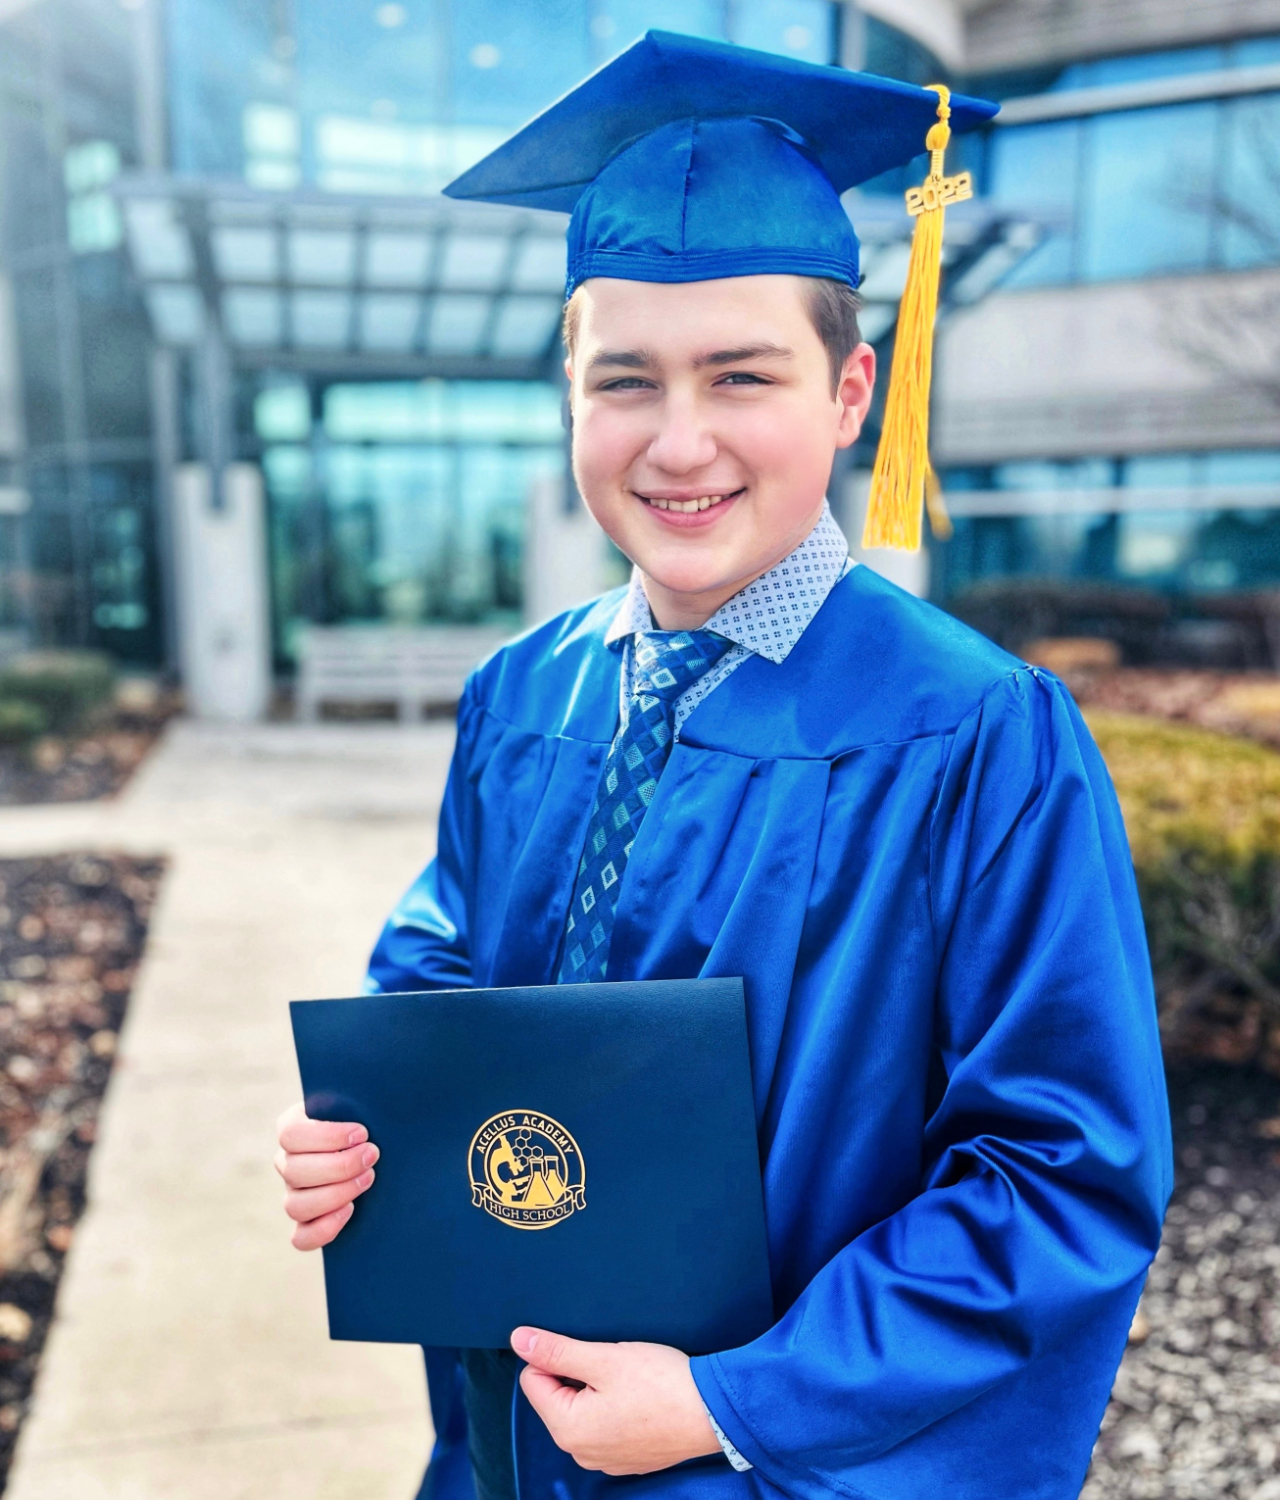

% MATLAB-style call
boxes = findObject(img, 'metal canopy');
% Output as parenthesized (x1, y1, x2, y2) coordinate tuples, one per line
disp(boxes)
(114, 173, 1038, 380)
(114, 175, 572, 379)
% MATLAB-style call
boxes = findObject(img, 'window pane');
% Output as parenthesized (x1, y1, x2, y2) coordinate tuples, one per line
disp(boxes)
(1079, 104, 1216, 281)
(1055, 46, 1226, 91)
(1220, 93, 1280, 270)
(987, 120, 1081, 288)
(731, 0, 836, 65)
(1204, 450, 1280, 485)
(1124, 454, 1198, 487)
(596, 1, 724, 59)
(167, 0, 279, 176)
(1232, 37, 1280, 67)
(294, 0, 443, 131)
(323, 381, 562, 444)
(1116, 511, 1199, 580)
(452, 0, 590, 128)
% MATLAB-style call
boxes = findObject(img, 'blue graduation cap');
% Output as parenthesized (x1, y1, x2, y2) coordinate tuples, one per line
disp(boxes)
(445, 31, 1000, 552)
(443, 30, 997, 295)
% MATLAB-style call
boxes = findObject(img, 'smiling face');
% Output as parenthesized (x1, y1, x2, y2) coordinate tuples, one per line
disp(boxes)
(565, 274, 875, 630)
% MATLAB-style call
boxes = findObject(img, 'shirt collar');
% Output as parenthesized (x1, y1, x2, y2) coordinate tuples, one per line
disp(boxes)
(604, 499, 850, 664)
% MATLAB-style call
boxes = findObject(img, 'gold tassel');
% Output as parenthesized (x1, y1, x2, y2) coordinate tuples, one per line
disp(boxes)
(863, 85, 971, 552)
(924, 467, 952, 542)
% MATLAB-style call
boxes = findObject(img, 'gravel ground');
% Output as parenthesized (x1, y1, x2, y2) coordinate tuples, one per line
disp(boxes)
(0, 846, 1272, 1495)
(1084, 1064, 1280, 1499)
(0, 855, 163, 1491)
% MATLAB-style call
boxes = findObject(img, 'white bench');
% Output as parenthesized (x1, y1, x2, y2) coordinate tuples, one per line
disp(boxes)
(295, 625, 513, 722)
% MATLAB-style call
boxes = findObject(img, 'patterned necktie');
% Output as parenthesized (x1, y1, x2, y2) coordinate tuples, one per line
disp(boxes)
(556, 628, 734, 984)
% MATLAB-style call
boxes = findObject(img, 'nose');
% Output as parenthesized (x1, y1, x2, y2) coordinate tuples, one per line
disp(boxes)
(645, 392, 717, 475)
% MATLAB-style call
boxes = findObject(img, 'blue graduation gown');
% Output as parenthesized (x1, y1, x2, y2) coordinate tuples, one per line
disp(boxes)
(369, 566, 1173, 1500)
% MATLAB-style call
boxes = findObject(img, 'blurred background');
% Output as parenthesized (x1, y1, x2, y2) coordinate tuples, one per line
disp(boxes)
(0, 2, 1279, 1498)
(3, 0, 1280, 708)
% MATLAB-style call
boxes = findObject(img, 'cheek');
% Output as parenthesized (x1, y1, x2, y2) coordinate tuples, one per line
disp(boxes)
(726, 401, 830, 490)
(572, 407, 644, 498)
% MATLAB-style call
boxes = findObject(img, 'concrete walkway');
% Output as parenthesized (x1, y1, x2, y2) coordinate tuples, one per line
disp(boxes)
(0, 720, 458, 1499)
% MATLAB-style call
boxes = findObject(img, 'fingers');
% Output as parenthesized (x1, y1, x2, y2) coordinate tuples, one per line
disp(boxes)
(275, 1140, 379, 1189)
(518, 1365, 590, 1450)
(283, 1168, 375, 1225)
(276, 1102, 377, 1254)
(277, 1100, 368, 1155)
(291, 1200, 355, 1251)
(511, 1328, 613, 1387)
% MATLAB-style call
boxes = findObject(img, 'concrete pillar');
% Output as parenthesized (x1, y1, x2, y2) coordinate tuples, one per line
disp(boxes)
(172, 463, 272, 720)
(842, 469, 931, 597)
(522, 473, 616, 626)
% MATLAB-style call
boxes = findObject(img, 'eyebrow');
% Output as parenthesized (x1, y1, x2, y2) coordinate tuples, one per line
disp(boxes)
(586, 348, 657, 371)
(693, 342, 794, 368)
(586, 341, 795, 372)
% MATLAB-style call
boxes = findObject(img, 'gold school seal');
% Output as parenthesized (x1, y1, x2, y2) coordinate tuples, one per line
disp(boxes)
(468, 1111, 586, 1230)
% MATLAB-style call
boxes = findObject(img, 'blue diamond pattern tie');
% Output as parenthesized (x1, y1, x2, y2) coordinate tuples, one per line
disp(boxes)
(556, 629, 734, 984)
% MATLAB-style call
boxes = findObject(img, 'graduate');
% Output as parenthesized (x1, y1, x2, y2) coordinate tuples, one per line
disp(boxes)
(275, 32, 1173, 1500)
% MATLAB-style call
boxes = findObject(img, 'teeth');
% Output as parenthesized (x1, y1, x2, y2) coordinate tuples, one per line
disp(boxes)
(642, 492, 734, 511)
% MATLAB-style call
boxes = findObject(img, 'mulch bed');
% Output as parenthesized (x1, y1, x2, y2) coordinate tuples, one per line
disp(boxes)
(1085, 1063, 1280, 1500)
(1063, 666, 1280, 753)
(0, 854, 163, 1490)
(0, 699, 176, 807)
(0, 666, 1275, 1495)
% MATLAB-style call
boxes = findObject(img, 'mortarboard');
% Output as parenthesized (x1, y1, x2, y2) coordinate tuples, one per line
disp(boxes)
(445, 31, 1000, 552)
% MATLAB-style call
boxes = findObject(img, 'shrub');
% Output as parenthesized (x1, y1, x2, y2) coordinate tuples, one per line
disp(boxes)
(1086, 709, 1280, 1070)
(0, 698, 48, 747)
(0, 651, 114, 735)
(950, 579, 1169, 661)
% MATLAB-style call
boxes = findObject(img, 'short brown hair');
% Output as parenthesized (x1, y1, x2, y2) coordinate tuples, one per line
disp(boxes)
(561, 275, 862, 395)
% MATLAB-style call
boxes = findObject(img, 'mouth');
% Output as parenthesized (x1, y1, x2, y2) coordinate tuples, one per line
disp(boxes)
(633, 488, 745, 522)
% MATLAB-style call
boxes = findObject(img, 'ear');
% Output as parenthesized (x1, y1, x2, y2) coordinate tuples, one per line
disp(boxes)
(563, 357, 576, 432)
(834, 343, 876, 450)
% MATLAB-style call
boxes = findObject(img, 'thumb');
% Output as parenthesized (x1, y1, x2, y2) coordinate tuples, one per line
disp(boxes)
(511, 1328, 613, 1386)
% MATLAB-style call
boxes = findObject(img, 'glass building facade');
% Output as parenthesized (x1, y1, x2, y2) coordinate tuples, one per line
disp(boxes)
(1, 0, 844, 670)
(930, 37, 1280, 636)
(979, 45, 1280, 289)
(0, 0, 162, 664)
(168, 0, 841, 664)
(6, 3, 1280, 672)
(938, 452, 1280, 596)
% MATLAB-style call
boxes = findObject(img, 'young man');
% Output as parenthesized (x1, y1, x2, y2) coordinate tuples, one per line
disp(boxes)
(276, 34, 1172, 1500)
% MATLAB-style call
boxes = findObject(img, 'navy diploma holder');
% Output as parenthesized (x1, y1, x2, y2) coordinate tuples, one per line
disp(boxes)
(289, 978, 773, 1353)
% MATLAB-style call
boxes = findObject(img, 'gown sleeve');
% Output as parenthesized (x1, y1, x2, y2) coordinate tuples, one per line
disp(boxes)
(691, 668, 1173, 1497)
(364, 682, 479, 994)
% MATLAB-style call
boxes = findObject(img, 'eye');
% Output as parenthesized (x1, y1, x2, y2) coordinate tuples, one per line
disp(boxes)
(598, 376, 656, 391)
(715, 371, 773, 386)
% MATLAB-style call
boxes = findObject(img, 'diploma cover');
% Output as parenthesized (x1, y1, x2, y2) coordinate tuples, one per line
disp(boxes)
(289, 978, 773, 1353)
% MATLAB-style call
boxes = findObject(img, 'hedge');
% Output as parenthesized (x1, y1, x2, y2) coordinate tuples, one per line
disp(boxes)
(1086, 709, 1280, 1070)
(0, 699, 48, 747)
(0, 651, 114, 735)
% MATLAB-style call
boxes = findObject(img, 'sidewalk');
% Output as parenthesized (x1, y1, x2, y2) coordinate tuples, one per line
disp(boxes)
(0, 720, 457, 1500)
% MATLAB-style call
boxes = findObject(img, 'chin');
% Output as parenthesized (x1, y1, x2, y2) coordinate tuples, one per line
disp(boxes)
(639, 556, 742, 598)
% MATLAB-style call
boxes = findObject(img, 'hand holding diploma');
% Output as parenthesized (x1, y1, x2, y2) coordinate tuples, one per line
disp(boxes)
(274, 1102, 726, 1473)
(275, 1101, 379, 1251)
(511, 1327, 722, 1475)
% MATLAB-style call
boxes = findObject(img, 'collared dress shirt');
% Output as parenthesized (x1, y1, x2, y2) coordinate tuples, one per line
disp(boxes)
(606, 499, 849, 1472)
(605, 499, 851, 739)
